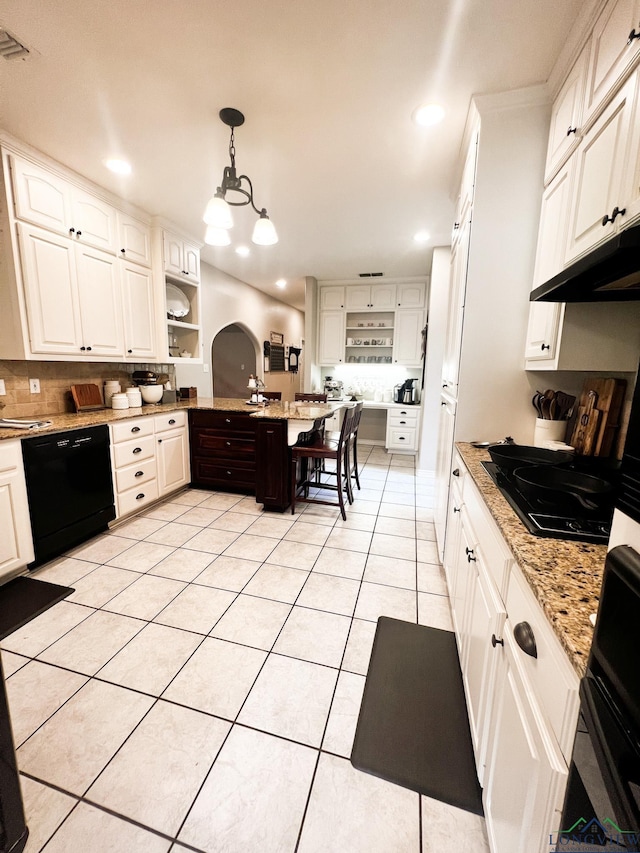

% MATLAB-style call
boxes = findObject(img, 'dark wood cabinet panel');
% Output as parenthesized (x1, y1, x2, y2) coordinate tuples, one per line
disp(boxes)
(255, 420, 291, 511)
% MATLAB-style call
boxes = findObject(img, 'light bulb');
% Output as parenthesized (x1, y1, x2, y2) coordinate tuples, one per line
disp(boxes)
(204, 225, 231, 246)
(203, 191, 233, 229)
(252, 211, 278, 245)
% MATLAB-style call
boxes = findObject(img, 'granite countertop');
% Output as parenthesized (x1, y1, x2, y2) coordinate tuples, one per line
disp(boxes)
(0, 397, 341, 441)
(456, 442, 606, 677)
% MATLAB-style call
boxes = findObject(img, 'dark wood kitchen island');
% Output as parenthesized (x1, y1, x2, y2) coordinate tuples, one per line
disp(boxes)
(188, 398, 341, 512)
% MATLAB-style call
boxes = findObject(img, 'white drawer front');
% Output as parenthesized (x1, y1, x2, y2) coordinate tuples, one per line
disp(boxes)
(388, 407, 419, 425)
(113, 434, 156, 468)
(386, 427, 417, 450)
(0, 440, 22, 473)
(117, 480, 159, 517)
(111, 417, 154, 444)
(154, 411, 186, 433)
(506, 566, 579, 760)
(115, 458, 157, 493)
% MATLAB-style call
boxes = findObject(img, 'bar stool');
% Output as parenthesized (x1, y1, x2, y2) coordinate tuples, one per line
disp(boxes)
(343, 401, 363, 502)
(290, 404, 355, 520)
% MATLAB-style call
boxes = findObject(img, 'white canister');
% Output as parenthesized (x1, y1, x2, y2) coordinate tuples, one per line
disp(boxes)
(383, 389, 392, 402)
(126, 387, 142, 407)
(110, 393, 129, 410)
(533, 417, 566, 447)
(104, 381, 121, 405)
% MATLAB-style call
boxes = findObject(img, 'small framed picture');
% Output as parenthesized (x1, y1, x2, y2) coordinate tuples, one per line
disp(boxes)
(270, 331, 284, 345)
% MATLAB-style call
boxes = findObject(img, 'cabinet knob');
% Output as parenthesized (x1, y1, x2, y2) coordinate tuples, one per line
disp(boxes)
(225, 418, 231, 424)
(491, 634, 504, 648)
(602, 206, 626, 226)
(465, 546, 476, 562)
(169, 419, 175, 425)
(80, 346, 86, 351)
(566, 126, 577, 136)
(226, 441, 231, 446)
(453, 222, 460, 230)
(452, 468, 460, 477)
(453, 506, 461, 513)
(135, 471, 144, 477)
(628, 27, 640, 44)
(540, 343, 550, 351)
(69, 227, 75, 234)
(158, 438, 162, 443)
(226, 470, 231, 475)
(514, 621, 538, 658)
(136, 493, 145, 500)
(127, 349, 133, 354)
(121, 248, 126, 254)
(76, 230, 82, 237)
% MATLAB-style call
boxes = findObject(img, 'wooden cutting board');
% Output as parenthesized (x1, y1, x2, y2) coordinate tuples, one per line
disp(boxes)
(569, 377, 626, 456)
(70, 383, 105, 412)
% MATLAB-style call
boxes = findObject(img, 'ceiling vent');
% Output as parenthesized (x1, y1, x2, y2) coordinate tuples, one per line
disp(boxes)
(0, 28, 30, 60)
(358, 272, 384, 278)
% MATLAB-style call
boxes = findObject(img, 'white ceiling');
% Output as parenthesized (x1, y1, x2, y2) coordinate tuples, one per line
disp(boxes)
(0, 0, 585, 311)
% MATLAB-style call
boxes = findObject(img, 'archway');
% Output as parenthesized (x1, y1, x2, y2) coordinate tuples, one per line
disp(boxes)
(211, 323, 258, 398)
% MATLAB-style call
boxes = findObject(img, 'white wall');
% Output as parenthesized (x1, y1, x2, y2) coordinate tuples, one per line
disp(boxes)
(418, 246, 451, 471)
(174, 261, 305, 399)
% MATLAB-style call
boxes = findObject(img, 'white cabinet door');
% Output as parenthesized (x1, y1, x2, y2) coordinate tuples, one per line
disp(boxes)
(434, 394, 456, 561)
(463, 550, 507, 784)
(565, 75, 636, 262)
(396, 282, 425, 308)
(70, 187, 118, 253)
(483, 627, 568, 853)
(121, 261, 156, 360)
(117, 212, 152, 267)
(544, 48, 586, 183)
(442, 477, 463, 598)
(393, 309, 424, 365)
(319, 286, 345, 309)
(157, 427, 190, 496)
(344, 285, 372, 310)
(442, 215, 470, 393)
(183, 241, 200, 282)
(318, 310, 345, 365)
(10, 155, 70, 236)
(370, 283, 396, 309)
(524, 303, 565, 364)
(0, 442, 34, 576)
(75, 243, 124, 357)
(164, 232, 184, 278)
(17, 221, 83, 355)
(584, 0, 640, 122)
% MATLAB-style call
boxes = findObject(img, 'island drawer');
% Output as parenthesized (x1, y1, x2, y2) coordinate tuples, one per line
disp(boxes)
(189, 411, 255, 433)
(191, 432, 256, 457)
(191, 459, 256, 489)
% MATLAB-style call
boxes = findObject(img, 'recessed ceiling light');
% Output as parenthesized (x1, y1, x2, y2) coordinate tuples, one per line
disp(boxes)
(104, 158, 132, 175)
(412, 104, 445, 127)
(276, 279, 287, 289)
(235, 245, 250, 257)
(413, 230, 431, 243)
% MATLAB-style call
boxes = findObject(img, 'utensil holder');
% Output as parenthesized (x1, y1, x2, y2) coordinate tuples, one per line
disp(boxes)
(533, 418, 566, 447)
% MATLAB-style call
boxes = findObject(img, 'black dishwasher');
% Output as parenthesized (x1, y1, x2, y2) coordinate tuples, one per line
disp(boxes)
(22, 424, 115, 568)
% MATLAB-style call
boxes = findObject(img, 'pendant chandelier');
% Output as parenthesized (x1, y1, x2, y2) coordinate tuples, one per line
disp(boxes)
(203, 108, 278, 247)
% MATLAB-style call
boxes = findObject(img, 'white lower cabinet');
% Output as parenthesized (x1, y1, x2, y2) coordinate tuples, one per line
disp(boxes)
(0, 440, 34, 577)
(446, 455, 579, 853)
(110, 412, 189, 518)
(385, 406, 419, 452)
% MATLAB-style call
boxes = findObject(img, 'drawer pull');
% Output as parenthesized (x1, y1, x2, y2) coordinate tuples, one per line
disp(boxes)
(226, 441, 231, 446)
(400, 420, 406, 425)
(491, 634, 504, 648)
(225, 418, 231, 424)
(133, 447, 142, 454)
(453, 506, 461, 513)
(452, 468, 460, 477)
(398, 436, 405, 441)
(168, 418, 176, 425)
(135, 471, 144, 477)
(514, 621, 538, 659)
(226, 470, 232, 475)
(136, 493, 145, 500)
(465, 547, 476, 562)
(400, 410, 407, 414)
(131, 426, 141, 432)
(628, 27, 640, 44)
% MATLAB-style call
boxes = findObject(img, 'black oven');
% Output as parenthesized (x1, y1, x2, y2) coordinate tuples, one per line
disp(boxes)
(556, 545, 640, 850)
(618, 365, 640, 526)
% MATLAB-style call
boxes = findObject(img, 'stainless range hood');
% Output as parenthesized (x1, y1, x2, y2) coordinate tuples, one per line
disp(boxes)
(530, 223, 640, 302)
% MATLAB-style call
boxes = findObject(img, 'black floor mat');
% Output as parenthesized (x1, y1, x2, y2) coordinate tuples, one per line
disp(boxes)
(0, 576, 74, 641)
(351, 616, 484, 816)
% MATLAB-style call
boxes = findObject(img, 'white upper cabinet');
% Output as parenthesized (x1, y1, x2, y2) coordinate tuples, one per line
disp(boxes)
(319, 285, 345, 309)
(11, 156, 69, 234)
(393, 309, 425, 365)
(75, 243, 124, 357)
(545, 48, 587, 183)
(584, 0, 640, 123)
(345, 282, 396, 310)
(70, 186, 118, 253)
(396, 282, 426, 308)
(117, 212, 152, 267)
(318, 310, 345, 365)
(565, 73, 636, 262)
(121, 261, 156, 360)
(164, 232, 200, 283)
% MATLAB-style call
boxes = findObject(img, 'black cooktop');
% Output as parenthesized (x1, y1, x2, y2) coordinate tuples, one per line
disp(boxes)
(482, 460, 615, 544)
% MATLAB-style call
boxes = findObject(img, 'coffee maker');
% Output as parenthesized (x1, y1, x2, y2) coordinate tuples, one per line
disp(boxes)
(394, 379, 417, 404)
(323, 376, 344, 400)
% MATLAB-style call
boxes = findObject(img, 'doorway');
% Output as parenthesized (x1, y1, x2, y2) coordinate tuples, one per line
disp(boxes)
(211, 324, 257, 398)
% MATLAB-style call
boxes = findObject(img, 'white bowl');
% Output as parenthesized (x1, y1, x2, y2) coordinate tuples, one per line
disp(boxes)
(140, 385, 164, 404)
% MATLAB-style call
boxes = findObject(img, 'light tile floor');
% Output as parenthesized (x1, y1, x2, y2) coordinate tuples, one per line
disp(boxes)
(4, 444, 490, 852)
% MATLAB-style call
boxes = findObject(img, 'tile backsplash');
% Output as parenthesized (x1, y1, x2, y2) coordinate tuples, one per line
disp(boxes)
(0, 361, 176, 419)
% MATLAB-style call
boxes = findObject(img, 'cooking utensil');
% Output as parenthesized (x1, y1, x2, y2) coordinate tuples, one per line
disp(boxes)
(513, 465, 614, 512)
(572, 390, 599, 455)
(487, 443, 574, 472)
(554, 391, 576, 421)
(532, 392, 544, 418)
